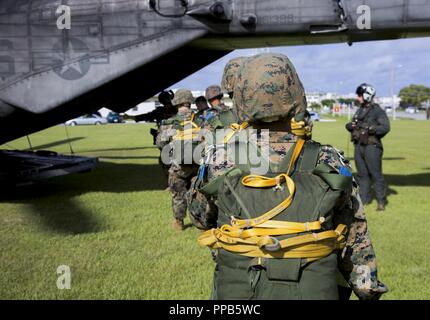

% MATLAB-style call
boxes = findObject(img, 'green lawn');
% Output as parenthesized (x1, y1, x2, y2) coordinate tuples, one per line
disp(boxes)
(1, 119, 429, 300)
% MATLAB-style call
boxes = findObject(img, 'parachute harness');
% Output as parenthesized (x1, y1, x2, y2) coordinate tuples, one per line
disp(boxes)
(198, 139, 347, 262)
(223, 122, 250, 144)
(172, 114, 201, 141)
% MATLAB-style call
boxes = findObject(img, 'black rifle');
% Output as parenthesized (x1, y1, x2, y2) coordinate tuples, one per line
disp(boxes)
(351, 121, 371, 145)
(134, 105, 177, 126)
(347, 106, 375, 145)
(124, 90, 177, 145)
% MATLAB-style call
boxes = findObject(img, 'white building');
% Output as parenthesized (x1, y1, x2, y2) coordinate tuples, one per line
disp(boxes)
(306, 92, 324, 105)
(126, 101, 161, 116)
(305, 92, 353, 105)
(376, 96, 401, 108)
(305, 91, 401, 107)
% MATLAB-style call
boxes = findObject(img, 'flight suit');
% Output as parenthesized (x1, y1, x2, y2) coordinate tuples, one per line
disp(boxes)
(160, 108, 199, 228)
(346, 103, 390, 205)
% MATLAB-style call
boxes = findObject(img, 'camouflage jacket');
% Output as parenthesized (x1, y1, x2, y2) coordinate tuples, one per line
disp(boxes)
(187, 129, 387, 300)
(155, 109, 194, 150)
(201, 103, 236, 131)
(194, 109, 207, 127)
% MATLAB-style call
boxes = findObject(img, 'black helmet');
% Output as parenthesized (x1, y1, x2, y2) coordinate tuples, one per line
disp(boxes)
(356, 83, 376, 103)
(158, 90, 175, 106)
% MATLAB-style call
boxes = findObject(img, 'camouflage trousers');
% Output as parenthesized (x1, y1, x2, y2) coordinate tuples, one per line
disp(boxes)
(168, 163, 198, 221)
(186, 181, 218, 230)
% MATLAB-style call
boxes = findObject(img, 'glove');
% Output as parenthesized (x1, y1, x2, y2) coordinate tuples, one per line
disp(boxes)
(291, 117, 312, 139)
(345, 122, 354, 132)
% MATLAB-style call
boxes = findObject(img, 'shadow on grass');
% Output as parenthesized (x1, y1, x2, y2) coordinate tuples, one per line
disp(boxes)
(1, 161, 169, 235)
(363, 173, 429, 202)
(383, 157, 406, 161)
(91, 161, 168, 191)
(28, 197, 103, 235)
(346, 157, 406, 161)
(25, 137, 86, 151)
(386, 172, 430, 187)
(79, 147, 156, 153)
(99, 156, 159, 160)
(184, 223, 195, 230)
(0, 187, 103, 235)
(387, 187, 398, 196)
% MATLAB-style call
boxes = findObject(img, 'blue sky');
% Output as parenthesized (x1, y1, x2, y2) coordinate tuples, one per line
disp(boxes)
(172, 37, 430, 97)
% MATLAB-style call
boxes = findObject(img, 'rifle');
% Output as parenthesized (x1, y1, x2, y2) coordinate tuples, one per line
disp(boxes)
(122, 90, 177, 145)
(349, 121, 377, 145)
(133, 105, 177, 126)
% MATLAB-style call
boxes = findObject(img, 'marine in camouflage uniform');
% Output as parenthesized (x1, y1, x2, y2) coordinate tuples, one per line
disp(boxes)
(202, 85, 236, 131)
(197, 57, 248, 131)
(187, 53, 387, 300)
(185, 61, 248, 228)
(185, 61, 249, 227)
(196, 57, 249, 132)
(221, 56, 248, 99)
(154, 91, 176, 178)
(193, 96, 210, 127)
(157, 89, 199, 231)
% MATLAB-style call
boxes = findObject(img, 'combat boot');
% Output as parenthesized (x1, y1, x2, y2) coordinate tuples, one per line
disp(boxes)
(173, 219, 184, 231)
(376, 202, 385, 211)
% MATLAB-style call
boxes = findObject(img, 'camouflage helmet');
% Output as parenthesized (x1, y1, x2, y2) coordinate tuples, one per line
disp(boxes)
(171, 89, 194, 106)
(234, 53, 307, 123)
(205, 85, 223, 101)
(221, 57, 247, 94)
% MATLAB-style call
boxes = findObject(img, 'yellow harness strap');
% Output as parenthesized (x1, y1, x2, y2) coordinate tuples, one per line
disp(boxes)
(197, 138, 347, 262)
(180, 113, 199, 128)
(198, 224, 347, 262)
(223, 122, 249, 144)
(214, 219, 324, 238)
(173, 114, 201, 141)
(232, 139, 305, 228)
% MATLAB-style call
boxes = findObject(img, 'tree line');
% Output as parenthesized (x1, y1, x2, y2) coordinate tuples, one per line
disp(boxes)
(399, 85, 430, 108)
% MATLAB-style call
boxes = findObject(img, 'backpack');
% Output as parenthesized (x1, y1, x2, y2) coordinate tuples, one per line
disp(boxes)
(171, 114, 202, 165)
(198, 138, 352, 299)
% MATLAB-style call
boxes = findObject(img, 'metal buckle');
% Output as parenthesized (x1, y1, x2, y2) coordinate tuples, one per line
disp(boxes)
(264, 237, 281, 252)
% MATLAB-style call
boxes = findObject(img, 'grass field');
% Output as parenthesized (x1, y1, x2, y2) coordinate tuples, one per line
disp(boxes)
(1, 118, 429, 300)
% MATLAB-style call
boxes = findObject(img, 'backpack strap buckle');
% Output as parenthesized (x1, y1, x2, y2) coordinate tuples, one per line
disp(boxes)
(262, 237, 281, 252)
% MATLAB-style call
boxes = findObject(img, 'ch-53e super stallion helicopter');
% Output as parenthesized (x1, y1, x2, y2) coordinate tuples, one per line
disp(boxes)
(1, 0, 429, 186)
